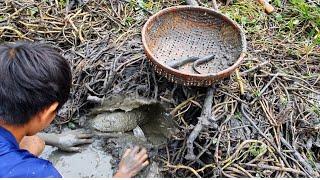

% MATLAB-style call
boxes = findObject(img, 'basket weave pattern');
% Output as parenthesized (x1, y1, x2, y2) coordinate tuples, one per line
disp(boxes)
(142, 6, 246, 86)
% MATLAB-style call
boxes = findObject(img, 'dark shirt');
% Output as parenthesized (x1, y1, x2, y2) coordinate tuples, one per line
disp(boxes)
(0, 126, 62, 178)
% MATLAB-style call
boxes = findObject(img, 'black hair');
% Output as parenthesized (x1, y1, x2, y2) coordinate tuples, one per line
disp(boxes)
(0, 42, 72, 125)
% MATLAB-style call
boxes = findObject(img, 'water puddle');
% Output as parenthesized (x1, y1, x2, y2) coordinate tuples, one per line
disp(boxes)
(40, 140, 113, 178)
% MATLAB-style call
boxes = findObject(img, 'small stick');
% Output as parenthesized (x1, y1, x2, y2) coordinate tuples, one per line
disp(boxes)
(235, 69, 244, 95)
(243, 163, 306, 175)
(212, 0, 219, 10)
(250, 73, 279, 104)
(240, 104, 291, 169)
(240, 61, 269, 76)
(170, 96, 197, 116)
(280, 137, 318, 177)
(232, 164, 254, 177)
(103, 53, 123, 92)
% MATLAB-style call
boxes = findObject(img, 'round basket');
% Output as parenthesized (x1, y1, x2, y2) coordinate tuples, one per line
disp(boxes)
(142, 6, 247, 87)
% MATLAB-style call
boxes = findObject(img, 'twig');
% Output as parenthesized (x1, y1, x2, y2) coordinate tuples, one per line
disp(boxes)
(280, 136, 318, 177)
(250, 73, 279, 104)
(240, 103, 291, 168)
(212, 0, 218, 10)
(240, 61, 269, 76)
(243, 163, 306, 175)
(185, 85, 217, 160)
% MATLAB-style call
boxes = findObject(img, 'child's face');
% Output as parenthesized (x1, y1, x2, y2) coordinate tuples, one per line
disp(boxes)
(26, 102, 58, 136)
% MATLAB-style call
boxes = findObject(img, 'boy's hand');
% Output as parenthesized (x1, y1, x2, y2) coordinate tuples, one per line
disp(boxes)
(114, 146, 149, 178)
(55, 130, 94, 152)
(38, 130, 94, 152)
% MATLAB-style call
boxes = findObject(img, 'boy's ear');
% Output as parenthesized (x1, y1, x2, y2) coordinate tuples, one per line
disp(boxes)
(39, 102, 59, 123)
(47, 102, 59, 113)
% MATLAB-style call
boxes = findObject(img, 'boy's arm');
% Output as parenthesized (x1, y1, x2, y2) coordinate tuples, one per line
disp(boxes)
(38, 130, 93, 152)
(20, 135, 45, 156)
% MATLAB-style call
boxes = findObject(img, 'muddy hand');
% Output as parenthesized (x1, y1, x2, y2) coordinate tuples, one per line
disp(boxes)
(38, 130, 94, 152)
(114, 146, 149, 178)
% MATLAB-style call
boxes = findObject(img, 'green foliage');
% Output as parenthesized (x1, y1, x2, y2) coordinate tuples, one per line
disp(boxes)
(138, 0, 154, 10)
(280, 95, 288, 106)
(306, 150, 317, 168)
(289, 0, 320, 44)
(59, 0, 67, 7)
(125, 16, 134, 26)
(311, 104, 320, 116)
(28, 7, 38, 17)
(68, 122, 76, 129)
(249, 143, 267, 157)
(234, 111, 242, 120)
(290, 0, 320, 25)
(253, 90, 260, 98)
(221, 0, 320, 56)
(221, 1, 264, 34)
(129, 0, 137, 7)
(273, 0, 282, 7)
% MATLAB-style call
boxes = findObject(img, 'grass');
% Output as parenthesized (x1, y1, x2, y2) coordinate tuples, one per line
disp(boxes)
(219, 0, 319, 58)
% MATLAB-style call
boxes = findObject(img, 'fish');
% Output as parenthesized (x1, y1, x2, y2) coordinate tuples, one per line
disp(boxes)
(166, 56, 199, 68)
(192, 54, 215, 74)
(166, 54, 215, 74)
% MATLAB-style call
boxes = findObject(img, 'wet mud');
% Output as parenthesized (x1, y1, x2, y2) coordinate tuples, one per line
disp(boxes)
(41, 96, 178, 177)
(40, 139, 113, 178)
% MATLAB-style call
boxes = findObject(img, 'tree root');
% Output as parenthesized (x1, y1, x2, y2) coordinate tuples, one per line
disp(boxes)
(185, 86, 218, 160)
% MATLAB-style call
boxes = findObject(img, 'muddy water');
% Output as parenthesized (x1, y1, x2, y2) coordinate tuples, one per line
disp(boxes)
(40, 139, 113, 178)
(140, 109, 178, 146)
(40, 96, 178, 177)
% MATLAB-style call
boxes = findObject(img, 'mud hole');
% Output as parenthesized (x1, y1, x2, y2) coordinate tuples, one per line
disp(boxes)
(43, 96, 178, 178)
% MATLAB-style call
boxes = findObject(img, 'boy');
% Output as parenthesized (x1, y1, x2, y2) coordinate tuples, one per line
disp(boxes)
(0, 42, 149, 178)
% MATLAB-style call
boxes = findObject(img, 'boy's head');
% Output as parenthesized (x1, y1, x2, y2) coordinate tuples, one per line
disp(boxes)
(0, 42, 71, 135)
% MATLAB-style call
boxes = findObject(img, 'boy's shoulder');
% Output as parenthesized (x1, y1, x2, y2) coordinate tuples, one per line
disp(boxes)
(0, 127, 61, 178)
(0, 147, 62, 178)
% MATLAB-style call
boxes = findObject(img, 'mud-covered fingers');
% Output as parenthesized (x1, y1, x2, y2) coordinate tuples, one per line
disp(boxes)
(136, 160, 149, 172)
(77, 133, 94, 139)
(73, 139, 94, 145)
(130, 160, 150, 177)
(142, 160, 149, 167)
(138, 154, 148, 164)
(122, 148, 131, 158)
(136, 148, 148, 161)
(129, 146, 140, 157)
(134, 154, 149, 173)
(70, 129, 85, 134)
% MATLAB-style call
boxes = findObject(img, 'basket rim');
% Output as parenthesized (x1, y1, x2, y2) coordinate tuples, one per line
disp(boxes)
(141, 5, 247, 79)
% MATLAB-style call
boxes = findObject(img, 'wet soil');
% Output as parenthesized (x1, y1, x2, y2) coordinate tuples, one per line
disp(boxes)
(41, 96, 177, 177)
(40, 139, 113, 178)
